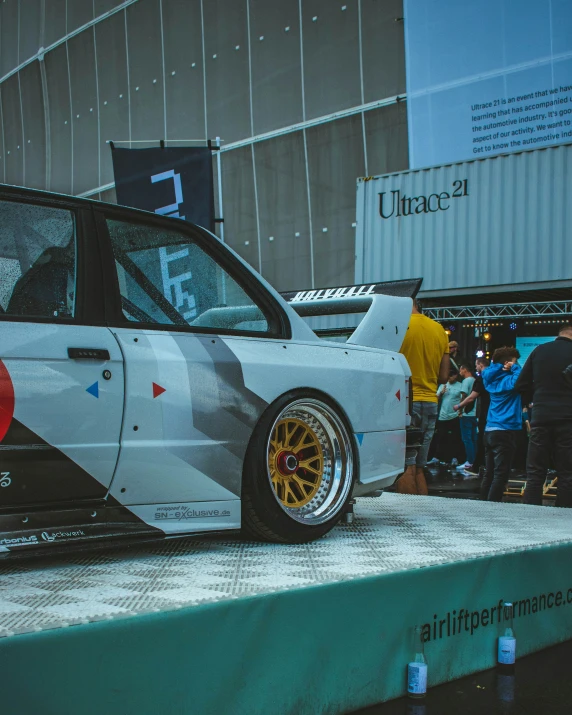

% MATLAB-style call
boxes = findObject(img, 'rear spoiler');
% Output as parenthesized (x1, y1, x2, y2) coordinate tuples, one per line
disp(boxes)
(281, 278, 422, 316)
(281, 278, 422, 352)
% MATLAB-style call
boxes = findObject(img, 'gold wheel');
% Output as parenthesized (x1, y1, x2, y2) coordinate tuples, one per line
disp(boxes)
(268, 417, 324, 508)
(262, 398, 354, 527)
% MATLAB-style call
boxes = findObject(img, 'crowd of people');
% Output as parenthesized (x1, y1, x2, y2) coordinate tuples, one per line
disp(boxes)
(396, 300, 572, 506)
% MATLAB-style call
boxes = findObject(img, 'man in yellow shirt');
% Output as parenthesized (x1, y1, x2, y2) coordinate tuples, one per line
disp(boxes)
(398, 300, 450, 495)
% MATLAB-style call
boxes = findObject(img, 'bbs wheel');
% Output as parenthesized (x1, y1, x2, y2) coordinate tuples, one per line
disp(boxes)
(241, 392, 356, 543)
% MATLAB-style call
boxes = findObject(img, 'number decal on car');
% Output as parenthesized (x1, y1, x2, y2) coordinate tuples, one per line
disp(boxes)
(0, 472, 11, 488)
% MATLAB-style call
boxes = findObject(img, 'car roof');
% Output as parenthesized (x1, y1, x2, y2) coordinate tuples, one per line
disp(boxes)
(0, 182, 180, 224)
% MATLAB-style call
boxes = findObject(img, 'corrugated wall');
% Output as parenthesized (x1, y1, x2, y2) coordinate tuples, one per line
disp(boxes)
(0, 0, 128, 78)
(355, 143, 572, 295)
(0, 0, 408, 293)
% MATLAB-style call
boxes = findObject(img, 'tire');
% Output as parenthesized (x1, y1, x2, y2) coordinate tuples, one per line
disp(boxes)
(241, 391, 356, 543)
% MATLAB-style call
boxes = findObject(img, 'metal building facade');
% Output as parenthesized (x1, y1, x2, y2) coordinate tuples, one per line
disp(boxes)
(355, 143, 572, 298)
(0, 0, 408, 292)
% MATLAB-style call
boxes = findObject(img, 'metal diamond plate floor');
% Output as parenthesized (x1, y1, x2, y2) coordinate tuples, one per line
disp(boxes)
(1, 494, 572, 639)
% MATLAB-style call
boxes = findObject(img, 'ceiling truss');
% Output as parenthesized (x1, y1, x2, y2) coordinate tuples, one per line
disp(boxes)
(424, 301, 572, 322)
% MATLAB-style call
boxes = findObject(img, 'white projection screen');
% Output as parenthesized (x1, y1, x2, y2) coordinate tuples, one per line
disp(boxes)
(404, 0, 572, 168)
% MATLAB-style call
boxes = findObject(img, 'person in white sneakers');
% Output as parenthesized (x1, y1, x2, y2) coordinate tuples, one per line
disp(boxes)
(454, 357, 490, 475)
(458, 363, 477, 470)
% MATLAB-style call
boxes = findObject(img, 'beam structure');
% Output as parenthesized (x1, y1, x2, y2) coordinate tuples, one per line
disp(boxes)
(424, 301, 572, 322)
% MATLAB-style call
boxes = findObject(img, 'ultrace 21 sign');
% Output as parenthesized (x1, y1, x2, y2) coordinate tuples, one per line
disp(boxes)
(379, 180, 469, 219)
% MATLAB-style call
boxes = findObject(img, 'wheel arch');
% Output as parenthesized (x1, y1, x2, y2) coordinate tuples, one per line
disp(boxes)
(240, 386, 359, 542)
(246, 385, 361, 487)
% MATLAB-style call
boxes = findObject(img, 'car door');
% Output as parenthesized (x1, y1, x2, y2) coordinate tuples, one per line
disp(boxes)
(0, 193, 125, 509)
(96, 210, 286, 532)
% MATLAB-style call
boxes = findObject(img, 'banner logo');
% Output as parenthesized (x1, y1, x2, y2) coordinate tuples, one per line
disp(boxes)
(151, 169, 186, 219)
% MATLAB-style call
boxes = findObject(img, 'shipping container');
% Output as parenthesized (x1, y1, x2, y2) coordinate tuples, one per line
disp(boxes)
(355, 143, 572, 297)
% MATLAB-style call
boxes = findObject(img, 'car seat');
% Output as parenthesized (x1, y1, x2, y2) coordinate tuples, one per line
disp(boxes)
(7, 243, 75, 318)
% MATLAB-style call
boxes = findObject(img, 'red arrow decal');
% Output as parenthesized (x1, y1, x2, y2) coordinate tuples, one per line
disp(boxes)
(0, 359, 15, 442)
(152, 382, 166, 399)
(395, 389, 401, 401)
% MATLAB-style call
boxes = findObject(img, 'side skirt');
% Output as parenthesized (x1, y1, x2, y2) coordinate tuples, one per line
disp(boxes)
(0, 499, 241, 557)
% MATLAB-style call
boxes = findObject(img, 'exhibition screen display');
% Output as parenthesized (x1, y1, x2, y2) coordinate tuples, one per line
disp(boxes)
(404, 0, 572, 168)
(516, 336, 554, 365)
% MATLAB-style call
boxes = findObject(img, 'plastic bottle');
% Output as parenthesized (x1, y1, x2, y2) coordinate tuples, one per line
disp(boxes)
(497, 602, 516, 674)
(407, 626, 428, 698)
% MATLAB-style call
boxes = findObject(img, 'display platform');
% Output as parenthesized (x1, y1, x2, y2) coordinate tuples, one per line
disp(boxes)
(2, 494, 572, 715)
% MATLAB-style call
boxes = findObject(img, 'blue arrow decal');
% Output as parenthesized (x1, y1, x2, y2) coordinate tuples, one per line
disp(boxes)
(86, 381, 99, 398)
(356, 433, 364, 446)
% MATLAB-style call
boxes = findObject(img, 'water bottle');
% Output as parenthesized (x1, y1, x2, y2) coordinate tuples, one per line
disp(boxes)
(407, 626, 428, 698)
(497, 602, 516, 674)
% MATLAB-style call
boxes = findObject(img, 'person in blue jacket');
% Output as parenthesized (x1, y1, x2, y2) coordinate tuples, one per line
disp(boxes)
(479, 346, 522, 501)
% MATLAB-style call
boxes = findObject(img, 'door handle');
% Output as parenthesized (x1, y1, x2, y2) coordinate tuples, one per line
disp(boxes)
(68, 348, 111, 360)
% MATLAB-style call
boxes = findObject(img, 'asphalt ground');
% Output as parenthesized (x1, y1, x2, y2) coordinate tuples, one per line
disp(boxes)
(423, 463, 556, 506)
(352, 638, 572, 714)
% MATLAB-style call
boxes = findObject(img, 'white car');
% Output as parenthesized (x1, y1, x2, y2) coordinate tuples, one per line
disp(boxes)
(0, 185, 418, 555)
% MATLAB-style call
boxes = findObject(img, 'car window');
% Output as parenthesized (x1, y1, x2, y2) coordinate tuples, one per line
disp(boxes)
(0, 200, 76, 319)
(106, 219, 270, 333)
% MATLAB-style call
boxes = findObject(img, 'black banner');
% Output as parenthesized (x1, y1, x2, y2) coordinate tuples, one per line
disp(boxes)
(111, 147, 215, 232)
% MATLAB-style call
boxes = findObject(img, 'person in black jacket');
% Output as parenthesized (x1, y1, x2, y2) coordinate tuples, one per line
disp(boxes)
(515, 324, 572, 507)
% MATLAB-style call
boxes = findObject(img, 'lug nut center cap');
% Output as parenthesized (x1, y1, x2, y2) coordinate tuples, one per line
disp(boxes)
(277, 451, 299, 475)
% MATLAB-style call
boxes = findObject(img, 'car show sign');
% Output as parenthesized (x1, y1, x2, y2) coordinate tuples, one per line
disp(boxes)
(354, 143, 572, 295)
(111, 146, 215, 232)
